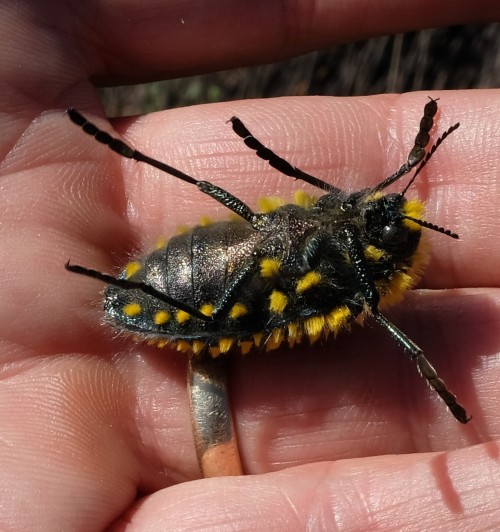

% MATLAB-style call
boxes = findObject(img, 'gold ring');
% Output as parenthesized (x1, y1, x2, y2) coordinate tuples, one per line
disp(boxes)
(188, 355, 243, 477)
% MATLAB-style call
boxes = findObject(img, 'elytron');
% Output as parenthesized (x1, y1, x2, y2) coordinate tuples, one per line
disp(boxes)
(66, 99, 470, 423)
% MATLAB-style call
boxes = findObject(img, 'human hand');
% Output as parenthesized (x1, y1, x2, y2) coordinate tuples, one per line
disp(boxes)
(1, 1, 499, 530)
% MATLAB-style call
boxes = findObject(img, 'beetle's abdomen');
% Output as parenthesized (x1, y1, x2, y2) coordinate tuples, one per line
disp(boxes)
(104, 195, 425, 357)
(104, 220, 273, 355)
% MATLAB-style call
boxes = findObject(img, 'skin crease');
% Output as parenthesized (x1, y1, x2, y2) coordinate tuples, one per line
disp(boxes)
(1, 1, 500, 530)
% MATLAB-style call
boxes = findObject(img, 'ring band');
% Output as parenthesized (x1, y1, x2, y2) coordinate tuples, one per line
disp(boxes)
(188, 355, 243, 477)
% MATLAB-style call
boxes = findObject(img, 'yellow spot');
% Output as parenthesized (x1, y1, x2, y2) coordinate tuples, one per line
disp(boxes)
(260, 258, 281, 278)
(258, 196, 285, 213)
(266, 328, 284, 352)
(155, 237, 168, 249)
(219, 337, 234, 353)
(379, 237, 430, 310)
(253, 332, 263, 347)
(192, 340, 206, 355)
(393, 272, 414, 291)
(199, 215, 213, 226)
(288, 322, 298, 340)
(404, 198, 424, 219)
(325, 306, 351, 332)
(364, 245, 385, 261)
(123, 302, 141, 317)
(176, 310, 191, 323)
(403, 199, 425, 231)
(209, 346, 221, 358)
(296, 271, 321, 293)
(200, 303, 214, 317)
(154, 310, 170, 325)
(239, 341, 253, 355)
(176, 340, 191, 352)
(379, 273, 415, 308)
(229, 303, 248, 319)
(365, 192, 384, 202)
(148, 338, 169, 348)
(269, 290, 288, 313)
(304, 315, 326, 338)
(176, 225, 189, 235)
(287, 322, 303, 348)
(124, 261, 141, 279)
(294, 190, 317, 209)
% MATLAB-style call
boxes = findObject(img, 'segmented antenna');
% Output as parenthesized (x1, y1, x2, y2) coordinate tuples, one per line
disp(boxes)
(403, 216, 459, 239)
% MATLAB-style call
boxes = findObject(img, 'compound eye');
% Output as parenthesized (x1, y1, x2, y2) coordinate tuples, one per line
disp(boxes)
(381, 224, 408, 248)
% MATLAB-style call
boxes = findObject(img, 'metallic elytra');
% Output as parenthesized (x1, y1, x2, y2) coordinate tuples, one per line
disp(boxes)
(65, 99, 470, 424)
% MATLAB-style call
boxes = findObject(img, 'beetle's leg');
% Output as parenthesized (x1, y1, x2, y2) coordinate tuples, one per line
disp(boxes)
(206, 260, 258, 320)
(372, 312, 470, 424)
(66, 253, 260, 323)
(196, 244, 281, 321)
(67, 252, 263, 325)
(301, 232, 338, 269)
(341, 224, 470, 424)
(229, 117, 338, 193)
(175, 239, 277, 322)
(65, 262, 212, 321)
(67, 109, 257, 223)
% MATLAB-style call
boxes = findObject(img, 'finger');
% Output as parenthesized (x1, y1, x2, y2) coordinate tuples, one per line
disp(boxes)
(61, 0, 500, 81)
(110, 443, 500, 530)
(3, 1, 500, 124)
(0, 354, 140, 530)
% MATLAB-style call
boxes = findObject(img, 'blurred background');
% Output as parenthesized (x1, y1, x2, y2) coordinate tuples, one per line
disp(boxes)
(100, 24, 500, 116)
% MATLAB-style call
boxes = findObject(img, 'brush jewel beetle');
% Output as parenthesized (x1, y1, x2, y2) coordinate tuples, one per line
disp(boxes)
(66, 98, 470, 423)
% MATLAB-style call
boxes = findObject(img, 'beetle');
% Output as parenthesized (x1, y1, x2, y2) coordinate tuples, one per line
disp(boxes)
(66, 99, 470, 423)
